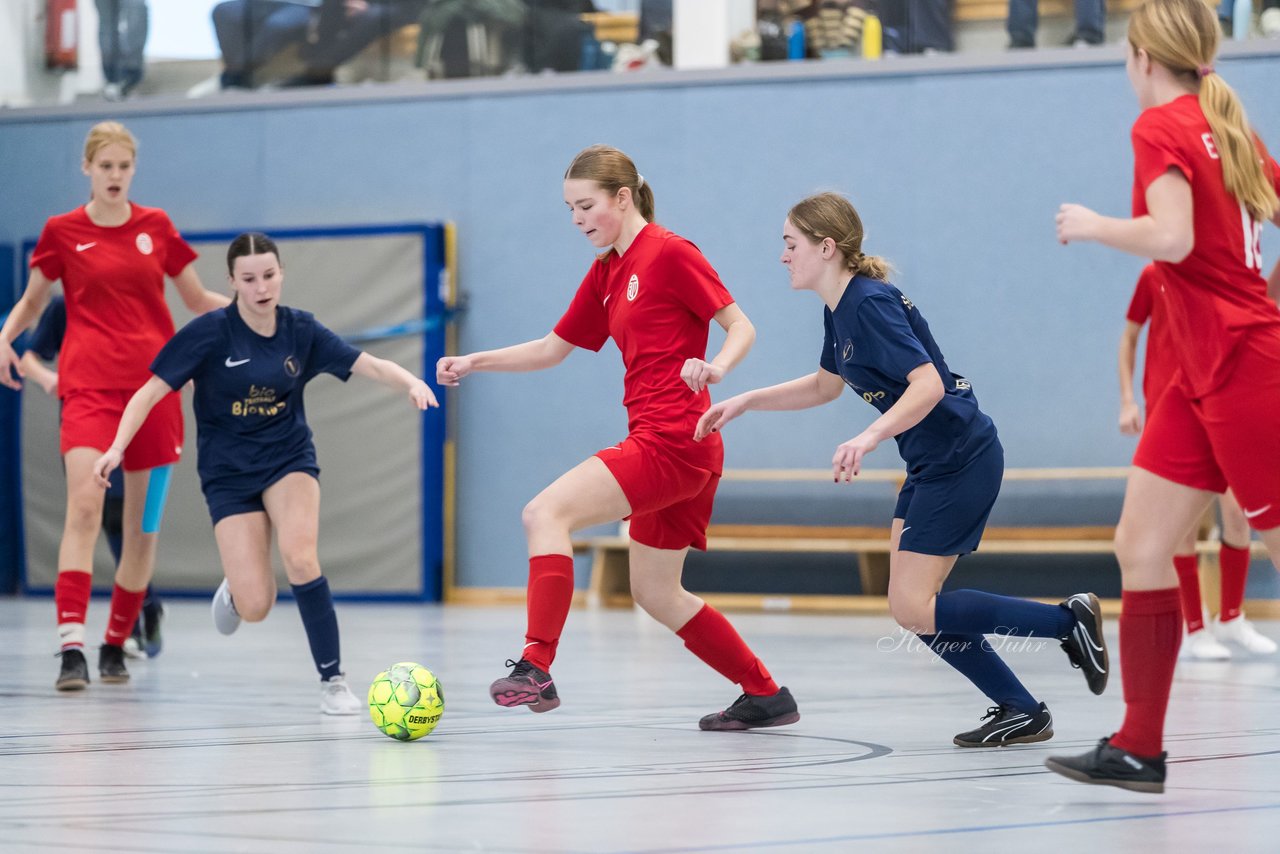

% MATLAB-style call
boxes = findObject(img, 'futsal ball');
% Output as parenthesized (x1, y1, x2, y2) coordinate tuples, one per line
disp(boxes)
(368, 662, 445, 741)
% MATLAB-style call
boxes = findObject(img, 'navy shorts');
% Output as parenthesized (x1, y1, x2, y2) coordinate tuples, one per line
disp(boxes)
(203, 459, 319, 526)
(893, 439, 1003, 556)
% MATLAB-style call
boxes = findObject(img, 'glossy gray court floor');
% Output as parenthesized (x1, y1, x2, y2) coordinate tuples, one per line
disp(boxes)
(3, 598, 1279, 853)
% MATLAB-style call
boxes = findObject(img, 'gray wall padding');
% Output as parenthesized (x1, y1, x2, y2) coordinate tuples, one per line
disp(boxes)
(21, 232, 426, 594)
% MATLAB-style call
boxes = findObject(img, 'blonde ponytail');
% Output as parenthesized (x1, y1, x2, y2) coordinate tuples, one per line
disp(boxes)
(1129, 0, 1278, 222)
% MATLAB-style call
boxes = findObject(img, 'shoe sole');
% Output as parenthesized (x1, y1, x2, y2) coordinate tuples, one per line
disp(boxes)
(491, 687, 560, 713)
(56, 678, 89, 691)
(1043, 756, 1164, 793)
(954, 728, 1054, 748)
(99, 674, 130, 684)
(699, 711, 801, 731)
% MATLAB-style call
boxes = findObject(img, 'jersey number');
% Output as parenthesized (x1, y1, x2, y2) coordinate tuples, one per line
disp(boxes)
(1241, 203, 1263, 273)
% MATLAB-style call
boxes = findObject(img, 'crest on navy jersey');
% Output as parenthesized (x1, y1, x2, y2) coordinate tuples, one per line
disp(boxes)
(284, 356, 300, 377)
(842, 340, 853, 361)
(627, 274, 639, 301)
(135, 233, 153, 255)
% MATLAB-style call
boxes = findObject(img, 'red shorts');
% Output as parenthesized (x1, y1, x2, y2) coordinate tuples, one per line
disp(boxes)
(1134, 335, 1280, 531)
(595, 436, 719, 551)
(61, 388, 184, 471)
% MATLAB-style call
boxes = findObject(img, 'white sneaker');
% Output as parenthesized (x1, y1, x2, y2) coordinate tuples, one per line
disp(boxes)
(320, 674, 363, 715)
(1180, 627, 1231, 660)
(1212, 615, 1279, 654)
(1262, 7, 1280, 37)
(211, 578, 241, 635)
(122, 635, 147, 660)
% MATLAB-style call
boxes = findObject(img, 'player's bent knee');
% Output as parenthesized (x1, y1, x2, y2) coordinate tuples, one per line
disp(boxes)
(521, 498, 565, 537)
(888, 596, 931, 635)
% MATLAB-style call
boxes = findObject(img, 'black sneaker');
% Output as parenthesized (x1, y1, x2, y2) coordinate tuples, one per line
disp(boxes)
(954, 702, 1053, 748)
(1060, 592, 1109, 695)
(98, 643, 130, 684)
(56, 648, 90, 691)
(490, 658, 559, 712)
(142, 602, 164, 658)
(699, 686, 800, 731)
(1044, 736, 1167, 793)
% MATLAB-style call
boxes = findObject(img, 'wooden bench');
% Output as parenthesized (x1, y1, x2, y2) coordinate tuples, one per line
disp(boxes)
(575, 467, 1271, 611)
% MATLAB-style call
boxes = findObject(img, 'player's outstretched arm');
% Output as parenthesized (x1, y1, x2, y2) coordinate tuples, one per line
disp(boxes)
(435, 333, 575, 386)
(831, 362, 944, 482)
(93, 376, 173, 487)
(1056, 171, 1194, 262)
(1117, 320, 1144, 435)
(351, 353, 439, 410)
(0, 269, 55, 390)
(694, 369, 843, 441)
(683, 303, 756, 392)
(171, 264, 232, 314)
(18, 352, 57, 396)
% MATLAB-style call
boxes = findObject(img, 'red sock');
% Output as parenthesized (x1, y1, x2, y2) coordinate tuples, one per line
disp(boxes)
(676, 604, 778, 696)
(105, 583, 147, 647)
(522, 554, 575, 672)
(1110, 587, 1182, 759)
(1172, 554, 1203, 632)
(1218, 542, 1251, 623)
(54, 570, 93, 650)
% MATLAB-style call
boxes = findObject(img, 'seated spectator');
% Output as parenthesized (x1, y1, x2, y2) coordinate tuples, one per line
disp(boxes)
(211, 0, 422, 90)
(289, 0, 426, 86)
(97, 0, 149, 99)
(1007, 0, 1106, 48)
(881, 0, 955, 53)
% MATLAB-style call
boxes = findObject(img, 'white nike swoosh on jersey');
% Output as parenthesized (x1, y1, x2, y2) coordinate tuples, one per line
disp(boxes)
(225, 357, 250, 367)
(900, 526, 911, 534)
(1244, 504, 1272, 519)
(75, 242, 97, 252)
(603, 294, 611, 306)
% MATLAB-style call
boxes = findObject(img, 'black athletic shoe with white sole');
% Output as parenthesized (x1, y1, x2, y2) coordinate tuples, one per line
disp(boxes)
(56, 648, 90, 691)
(954, 702, 1054, 747)
(1044, 736, 1167, 793)
(1059, 592, 1109, 694)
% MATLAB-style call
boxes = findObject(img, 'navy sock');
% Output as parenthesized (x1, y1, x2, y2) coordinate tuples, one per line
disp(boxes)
(143, 584, 159, 611)
(918, 633, 1040, 716)
(935, 589, 1074, 639)
(292, 576, 341, 681)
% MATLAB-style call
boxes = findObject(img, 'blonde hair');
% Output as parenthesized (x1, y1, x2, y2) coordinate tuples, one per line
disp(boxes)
(83, 121, 137, 164)
(564, 144, 655, 223)
(787, 192, 892, 281)
(1128, 0, 1278, 222)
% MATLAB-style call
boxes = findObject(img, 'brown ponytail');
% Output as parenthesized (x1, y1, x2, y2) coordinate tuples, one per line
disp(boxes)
(787, 192, 892, 280)
(565, 144, 655, 222)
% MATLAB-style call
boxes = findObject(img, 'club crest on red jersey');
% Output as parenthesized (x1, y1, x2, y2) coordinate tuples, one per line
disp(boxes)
(627, 274, 639, 301)
(136, 233, 154, 255)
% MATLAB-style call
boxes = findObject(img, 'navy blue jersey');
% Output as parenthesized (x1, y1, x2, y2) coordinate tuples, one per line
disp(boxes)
(820, 276, 997, 473)
(28, 295, 67, 361)
(150, 303, 361, 486)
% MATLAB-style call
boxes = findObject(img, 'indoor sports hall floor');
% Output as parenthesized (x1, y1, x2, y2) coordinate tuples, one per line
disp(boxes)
(3, 598, 1279, 852)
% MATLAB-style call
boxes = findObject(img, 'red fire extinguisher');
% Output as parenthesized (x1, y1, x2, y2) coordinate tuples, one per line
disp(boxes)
(45, 0, 79, 70)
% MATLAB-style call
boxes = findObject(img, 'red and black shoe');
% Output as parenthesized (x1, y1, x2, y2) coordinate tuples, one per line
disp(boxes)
(699, 686, 799, 731)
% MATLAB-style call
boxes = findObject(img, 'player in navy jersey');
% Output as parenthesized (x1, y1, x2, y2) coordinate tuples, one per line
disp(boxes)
(696, 192, 1110, 747)
(92, 232, 438, 714)
(20, 296, 165, 659)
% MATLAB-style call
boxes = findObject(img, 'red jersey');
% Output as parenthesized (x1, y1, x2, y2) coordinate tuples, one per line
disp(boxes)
(554, 223, 734, 471)
(1125, 264, 1177, 407)
(1130, 94, 1280, 397)
(30, 204, 197, 397)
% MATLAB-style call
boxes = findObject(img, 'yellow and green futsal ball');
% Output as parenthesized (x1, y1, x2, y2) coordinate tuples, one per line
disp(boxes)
(368, 662, 444, 741)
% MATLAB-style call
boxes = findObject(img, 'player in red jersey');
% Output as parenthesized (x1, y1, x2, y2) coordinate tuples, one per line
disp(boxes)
(1118, 265, 1275, 661)
(436, 144, 798, 730)
(1046, 0, 1280, 792)
(0, 121, 229, 691)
